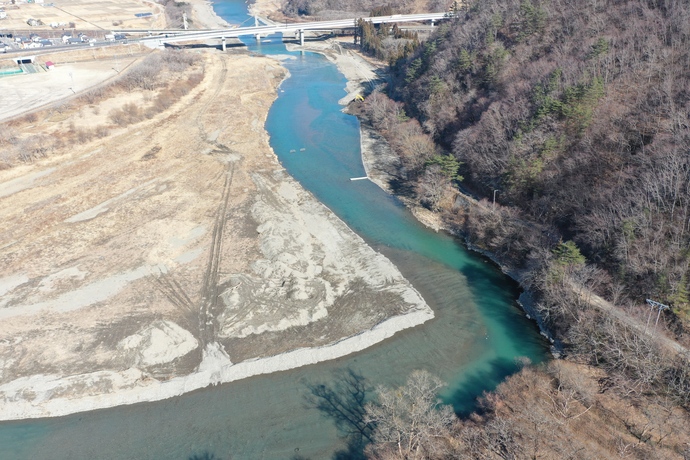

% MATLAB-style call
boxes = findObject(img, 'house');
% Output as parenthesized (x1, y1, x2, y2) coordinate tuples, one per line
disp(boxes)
(45, 61, 54, 69)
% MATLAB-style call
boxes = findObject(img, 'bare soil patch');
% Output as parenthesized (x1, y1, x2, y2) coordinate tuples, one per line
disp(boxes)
(0, 48, 431, 420)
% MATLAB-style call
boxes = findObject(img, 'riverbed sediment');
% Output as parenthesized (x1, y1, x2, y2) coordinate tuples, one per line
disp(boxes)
(0, 12, 437, 421)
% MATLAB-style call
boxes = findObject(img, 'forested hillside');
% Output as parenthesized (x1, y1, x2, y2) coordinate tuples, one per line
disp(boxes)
(386, 0, 690, 327)
(282, 0, 449, 18)
(296, 1, 690, 457)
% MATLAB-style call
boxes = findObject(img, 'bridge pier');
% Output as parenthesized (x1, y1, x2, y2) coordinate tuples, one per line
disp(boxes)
(221, 37, 226, 51)
(299, 29, 304, 46)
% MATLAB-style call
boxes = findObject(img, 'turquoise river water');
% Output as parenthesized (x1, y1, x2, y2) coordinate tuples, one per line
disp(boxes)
(0, 4, 548, 459)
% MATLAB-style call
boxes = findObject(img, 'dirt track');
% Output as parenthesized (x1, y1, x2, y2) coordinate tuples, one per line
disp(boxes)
(0, 48, 431, 419)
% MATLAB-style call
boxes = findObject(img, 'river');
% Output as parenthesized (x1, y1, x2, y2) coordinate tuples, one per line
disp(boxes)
(0, 4, 548, 459)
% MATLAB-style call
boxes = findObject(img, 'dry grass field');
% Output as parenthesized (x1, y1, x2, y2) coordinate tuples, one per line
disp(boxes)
(0, 0, 164, 30)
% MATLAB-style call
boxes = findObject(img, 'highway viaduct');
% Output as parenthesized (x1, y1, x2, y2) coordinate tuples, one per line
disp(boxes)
(132, 13, 450, 50)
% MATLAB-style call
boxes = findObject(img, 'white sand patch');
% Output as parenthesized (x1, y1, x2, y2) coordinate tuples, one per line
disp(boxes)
(0, 274, 29, 298)
(248, 0, 282, 18)
(37, 266, 87, 293)
(174, 247, 204, 264)
(188, 0, 231, 28)
(0, 308, 433, 420)
(197, 342, 233, 384)
(0, 368, 146, 406)
(0, 168, 56, 199)
(64, 179, 157, 223)
(118, 321, 199, 367)
(0, 266, 150, 320)
(168, 225, 206, 248)
(140, 221, 209, 265)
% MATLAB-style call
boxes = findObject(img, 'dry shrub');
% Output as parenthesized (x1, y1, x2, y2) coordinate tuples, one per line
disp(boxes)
(94, 125, 110, 138)
(80, 87, 107, 105)
(120, 54, 164, 91)
(16, 134, 56, 163)
(161, 49, 200, 71)
(159, 0, 194, 29)
(53, 102, 71, 114)
(0, 125, 19, 146)
(74, 129, 94, 144)
(0, 147, 14, 168)
(108, 102, 144, 126)
(187, 72, 203, 87)
(145, 68, 203, 117)
(96, 50, 203, 128)
(150, 91, 174, 113)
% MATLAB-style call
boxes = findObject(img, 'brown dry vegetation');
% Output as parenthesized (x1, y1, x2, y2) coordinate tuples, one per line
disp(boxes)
(282, 0, 451, 19)
(322, 0, 690, 457)
(361, 364, 690, 459)
(0, 50, 203, 168)
(390, 0, 690, 326)
(310, 363, 690, 459)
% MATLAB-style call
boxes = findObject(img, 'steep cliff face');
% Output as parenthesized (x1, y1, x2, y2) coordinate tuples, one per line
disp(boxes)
(390, 0, 690, 323)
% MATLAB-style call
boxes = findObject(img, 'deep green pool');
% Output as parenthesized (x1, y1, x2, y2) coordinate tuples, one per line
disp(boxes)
(0, 6, 548, 460)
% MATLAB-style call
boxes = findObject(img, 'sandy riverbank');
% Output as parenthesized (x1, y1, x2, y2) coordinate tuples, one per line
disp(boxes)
(187, 0, 232, 28)
(0, 12, 435, 420)
(249, 0, 284, 19)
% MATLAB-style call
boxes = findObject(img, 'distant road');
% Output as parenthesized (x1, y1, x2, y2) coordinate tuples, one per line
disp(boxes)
(2, 13, 448, 56)
(136, 13, 449, 46)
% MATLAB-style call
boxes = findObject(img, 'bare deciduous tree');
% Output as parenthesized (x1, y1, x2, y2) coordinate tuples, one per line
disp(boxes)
(364, 370, 458, 459)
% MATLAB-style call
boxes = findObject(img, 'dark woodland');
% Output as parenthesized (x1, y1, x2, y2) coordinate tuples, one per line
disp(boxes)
(280, 0, 690, 458)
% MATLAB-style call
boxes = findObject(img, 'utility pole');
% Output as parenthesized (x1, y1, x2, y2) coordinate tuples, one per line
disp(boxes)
(645, 298, 670, 333)
(493, 189, 499, 211)
(182, 12, 188, 30)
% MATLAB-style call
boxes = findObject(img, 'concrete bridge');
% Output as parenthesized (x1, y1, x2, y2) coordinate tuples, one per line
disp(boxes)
(136, 13, 449, 49)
